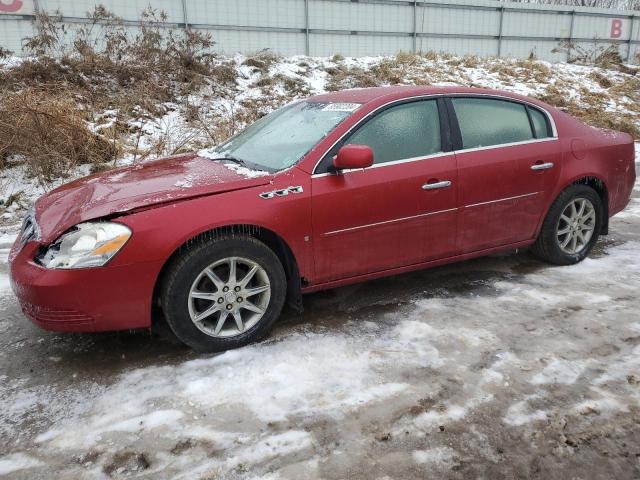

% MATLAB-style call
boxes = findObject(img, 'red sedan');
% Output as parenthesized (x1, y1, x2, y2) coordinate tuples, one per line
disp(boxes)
(9, 86, 636, 351)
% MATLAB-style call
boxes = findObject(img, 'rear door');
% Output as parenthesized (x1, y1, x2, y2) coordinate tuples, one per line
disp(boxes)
(448, 96, 560, 253)
(311, 98, 458, 283)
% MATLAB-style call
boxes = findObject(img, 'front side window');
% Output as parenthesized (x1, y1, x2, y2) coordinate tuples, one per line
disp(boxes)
(212, 101, 359, 171)
(451, 98, 534, 149)
(344, 100, 442, 165)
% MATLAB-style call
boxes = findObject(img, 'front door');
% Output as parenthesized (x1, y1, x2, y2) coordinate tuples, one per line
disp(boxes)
(311, 99, 458, 284)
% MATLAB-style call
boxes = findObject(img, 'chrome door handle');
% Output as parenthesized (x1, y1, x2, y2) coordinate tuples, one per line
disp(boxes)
(422, 180, 451, 190)
(531, 162, 554, 171)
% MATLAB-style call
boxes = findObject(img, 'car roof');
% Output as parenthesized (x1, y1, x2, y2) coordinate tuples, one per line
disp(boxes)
(308, 85, 549, 109)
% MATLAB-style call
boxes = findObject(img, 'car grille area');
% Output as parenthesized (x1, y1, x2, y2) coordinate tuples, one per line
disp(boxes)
(21, 302, 94, 327)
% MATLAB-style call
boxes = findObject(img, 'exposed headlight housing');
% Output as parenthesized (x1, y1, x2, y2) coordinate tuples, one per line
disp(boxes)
(19, 210, 40, 248)
(38, 222, 132, 269)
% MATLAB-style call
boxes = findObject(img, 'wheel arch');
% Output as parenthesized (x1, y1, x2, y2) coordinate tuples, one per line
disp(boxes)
(569, 176, 609, 235)
(152, 224, 303, 327)
(542, 174, 609, 236)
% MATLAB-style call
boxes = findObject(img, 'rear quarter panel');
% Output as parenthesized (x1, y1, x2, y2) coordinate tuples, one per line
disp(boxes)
(543, 110, 635, 223)
(610, 139, 636, 215)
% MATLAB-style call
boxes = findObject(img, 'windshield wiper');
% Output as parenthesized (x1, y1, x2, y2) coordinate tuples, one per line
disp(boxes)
(207, 154, 271, 172)
(208, 155, 248, 167)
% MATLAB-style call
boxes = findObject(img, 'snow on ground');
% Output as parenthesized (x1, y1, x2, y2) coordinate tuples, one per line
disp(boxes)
(0, 234, 16, 292)
(0, 453, 43, 477)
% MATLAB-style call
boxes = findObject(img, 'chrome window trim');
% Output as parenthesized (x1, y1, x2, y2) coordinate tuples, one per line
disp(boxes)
(312, 150, 453, 178)
(450, 95, 559, 137)
(323, 207, 458, 237)
(310, 92, 558, 178)
(452, 136, 557, 155)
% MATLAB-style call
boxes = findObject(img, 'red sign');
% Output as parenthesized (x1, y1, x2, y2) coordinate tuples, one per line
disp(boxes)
(0, 0, 23, 13)
(610, 18, 623, 39)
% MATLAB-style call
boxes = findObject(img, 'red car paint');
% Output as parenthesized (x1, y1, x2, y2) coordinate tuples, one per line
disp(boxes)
(9, 86, 636, 332)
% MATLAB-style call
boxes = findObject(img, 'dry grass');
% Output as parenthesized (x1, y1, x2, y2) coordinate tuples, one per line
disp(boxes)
(326, 64, 381, 91)
(589, 71, 613, 89)
(0, 7, 223, 181)
(537, 85, 639, 138)
(609, 76, 640, 111)
(242, 51, 280, 73)
(278, 74, 310, 96)
(0, 89, 117, 185)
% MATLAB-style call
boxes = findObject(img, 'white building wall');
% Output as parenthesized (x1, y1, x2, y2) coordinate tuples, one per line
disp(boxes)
(0, 0, 637, 63)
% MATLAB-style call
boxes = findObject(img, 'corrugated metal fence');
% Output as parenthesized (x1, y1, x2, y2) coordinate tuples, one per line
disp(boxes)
(1, 0, 639, 62)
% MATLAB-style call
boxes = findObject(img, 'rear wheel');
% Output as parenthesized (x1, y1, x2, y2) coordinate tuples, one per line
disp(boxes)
(532, 185, 603, 265)
(161, 236, 287, 352)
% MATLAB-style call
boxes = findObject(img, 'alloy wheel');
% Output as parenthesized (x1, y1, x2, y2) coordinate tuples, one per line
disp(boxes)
(556, 197, 596, 254)
(187, 256, 271, 338)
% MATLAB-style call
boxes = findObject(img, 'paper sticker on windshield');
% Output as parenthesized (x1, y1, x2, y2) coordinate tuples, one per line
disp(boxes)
(322, 103, 361, 112)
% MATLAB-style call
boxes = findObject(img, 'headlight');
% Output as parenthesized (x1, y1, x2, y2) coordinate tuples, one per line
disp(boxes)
(39, 222, 132, 269)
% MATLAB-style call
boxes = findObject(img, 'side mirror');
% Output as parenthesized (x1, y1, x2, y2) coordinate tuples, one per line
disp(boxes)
(333, 145, 374, 171)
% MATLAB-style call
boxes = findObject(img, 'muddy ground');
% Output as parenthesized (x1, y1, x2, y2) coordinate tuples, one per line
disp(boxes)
(1, 179, 639, 479)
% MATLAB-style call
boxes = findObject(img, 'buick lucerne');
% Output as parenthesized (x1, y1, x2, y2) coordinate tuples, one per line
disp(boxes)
(9, 86, 636, 351)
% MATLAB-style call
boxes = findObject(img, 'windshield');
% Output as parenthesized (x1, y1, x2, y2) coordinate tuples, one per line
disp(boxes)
(211, 101, 360, 171)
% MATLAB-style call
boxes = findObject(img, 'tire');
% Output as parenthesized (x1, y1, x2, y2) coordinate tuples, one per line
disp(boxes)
(531, 184, 604, 265)
(161, 235, 287, 352)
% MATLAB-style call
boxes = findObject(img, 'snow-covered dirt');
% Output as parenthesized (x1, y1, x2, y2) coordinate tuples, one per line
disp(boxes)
(0, 164, 639, 479)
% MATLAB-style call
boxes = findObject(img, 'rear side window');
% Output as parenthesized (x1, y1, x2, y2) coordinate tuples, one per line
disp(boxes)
(345, 100, 441, 165)
(528, 106, 552, 139)
(451, 98, 533, 149)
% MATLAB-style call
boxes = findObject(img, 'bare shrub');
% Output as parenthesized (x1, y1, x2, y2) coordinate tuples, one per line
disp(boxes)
(460, 55, 482, 68)
(537, 85, 576, 109)
(370, 57, 411, 84)
(396, 51, 419, 66)
(326, 65, 381, 91)
(253, 76, 275, 88)
(242, 50, 280, 73)
(537, 84, 640, 137)
(22, 9, 66, 57)
(552, 40, 635, 72)
(593, 46, 625, 69)
(571, 105, 640, 137)
(0, 7, 227, 180)
(589, 70, 613, 88)
(0, 89, 117, 185)
(421, 51, 439, 61)
(277, 74, 310, 96)
(211, 63, 238, 86)
(12, 7, 217, 104)
(609, 76, 640, 109)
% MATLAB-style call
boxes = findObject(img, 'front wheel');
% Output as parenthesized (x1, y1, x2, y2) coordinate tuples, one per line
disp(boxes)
(531, 184, 604, 265)
(161, 236, 287, 352)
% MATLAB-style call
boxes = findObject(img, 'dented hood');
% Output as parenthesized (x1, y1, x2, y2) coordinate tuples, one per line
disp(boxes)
(34, 153, 273, 243)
